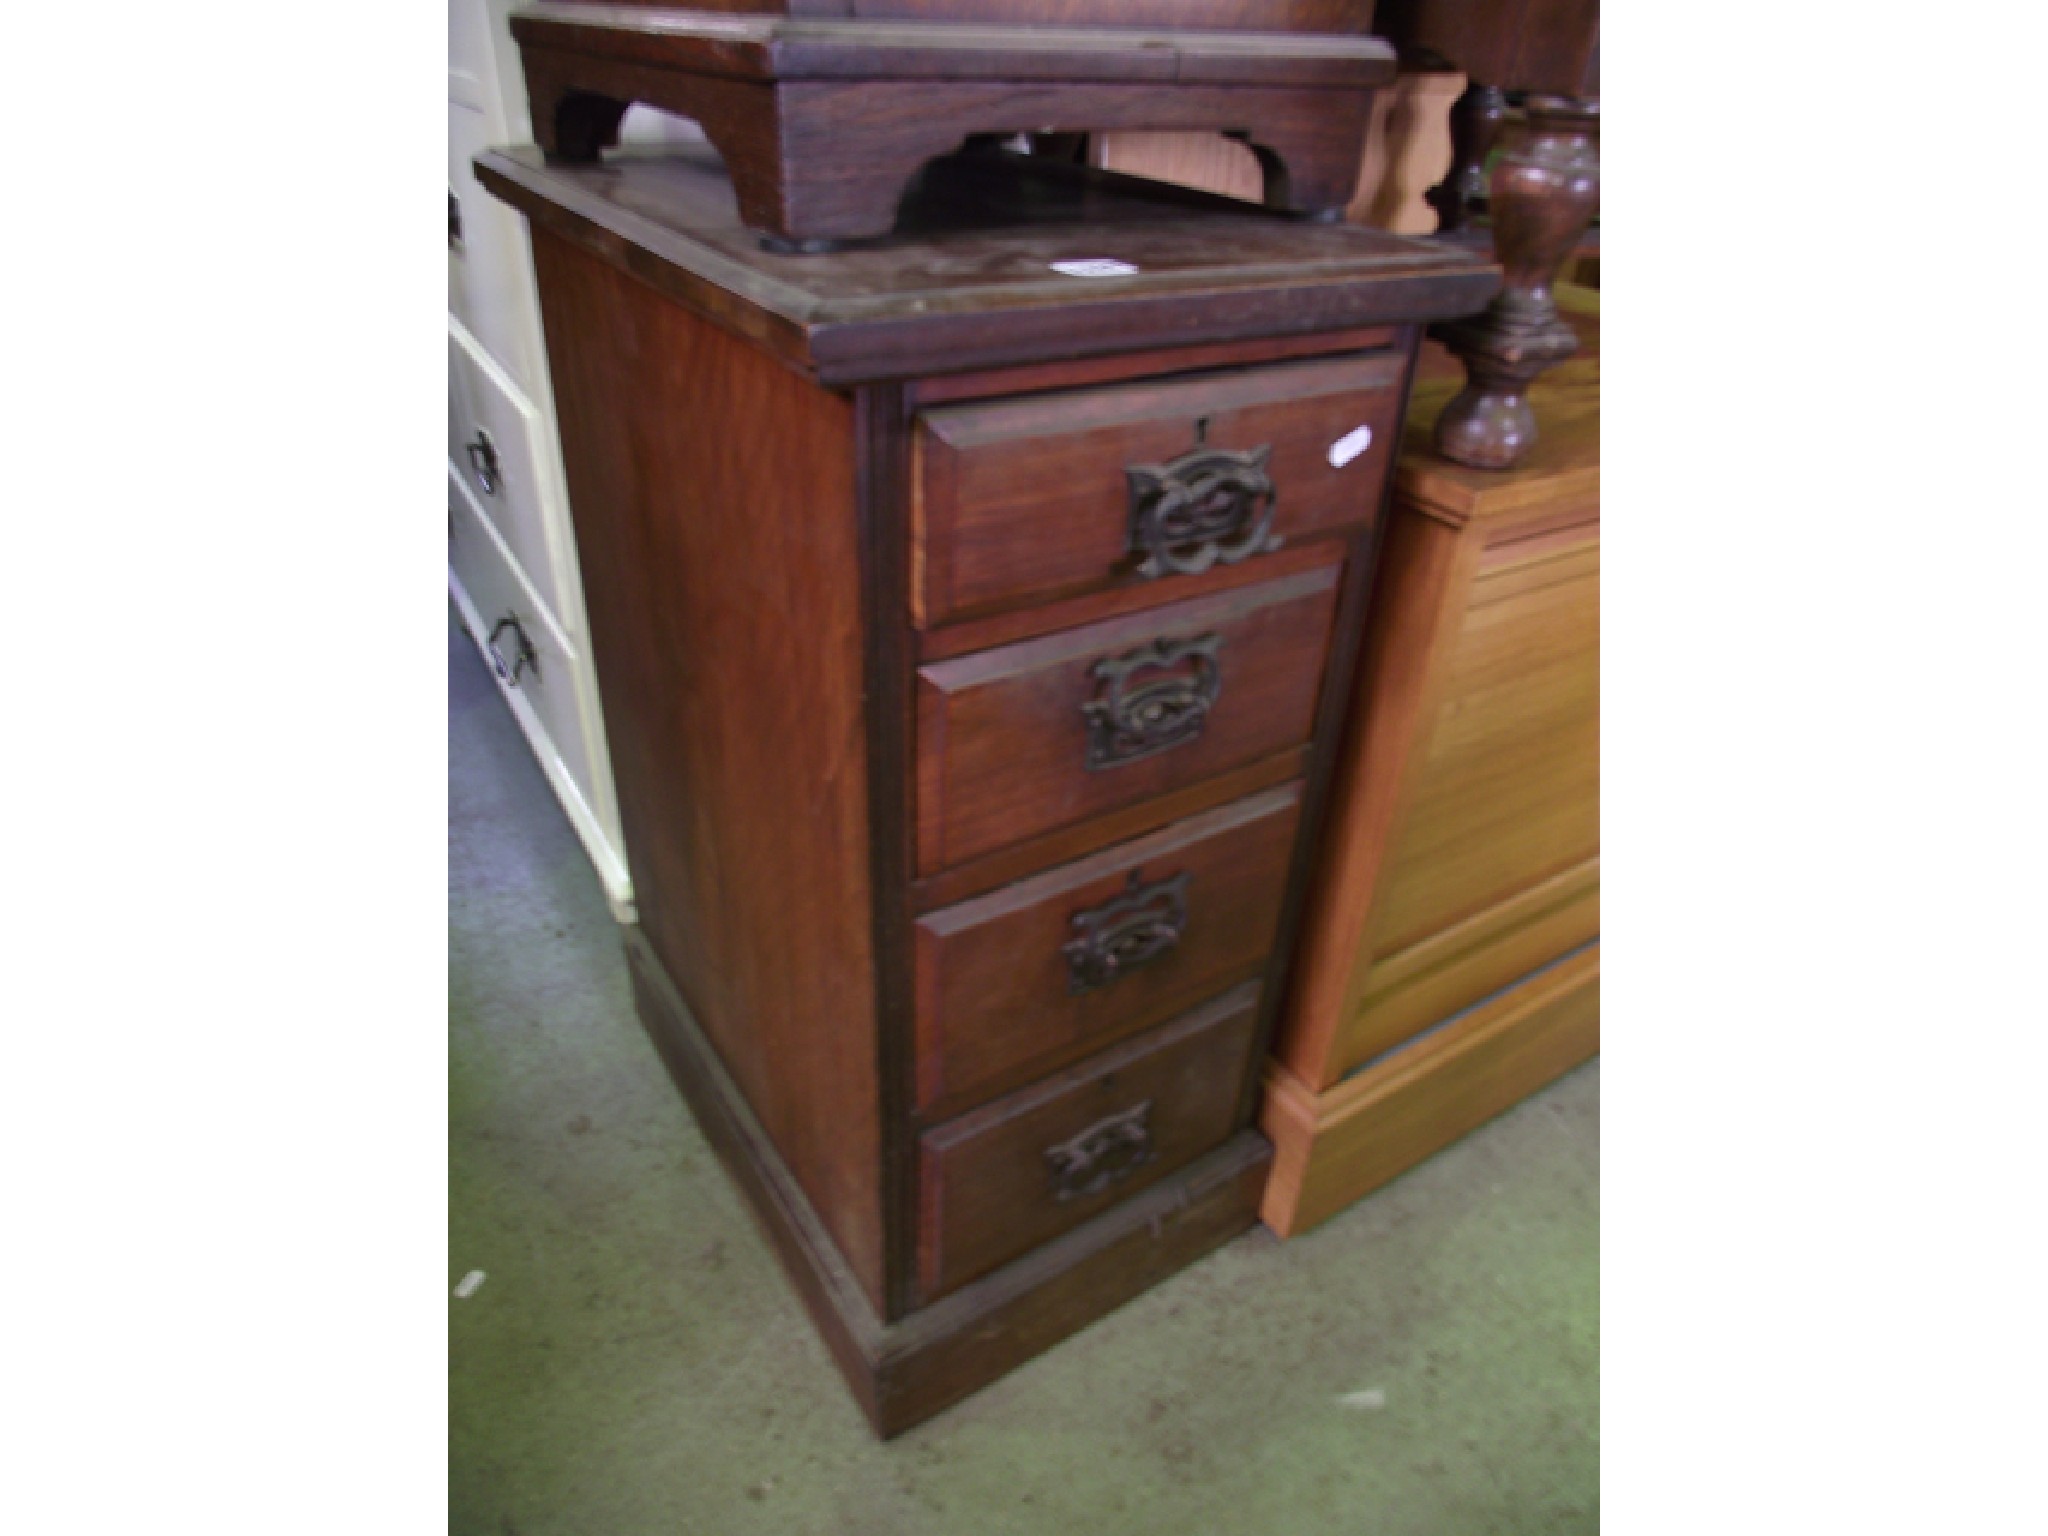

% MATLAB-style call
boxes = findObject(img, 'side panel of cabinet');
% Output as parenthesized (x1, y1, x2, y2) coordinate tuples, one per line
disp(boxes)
(1365, 538, 1599, 958)
(528, 228, 887, 1308)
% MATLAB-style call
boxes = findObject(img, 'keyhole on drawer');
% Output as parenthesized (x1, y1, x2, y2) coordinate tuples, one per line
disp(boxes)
(1193, 415, 1210, 447)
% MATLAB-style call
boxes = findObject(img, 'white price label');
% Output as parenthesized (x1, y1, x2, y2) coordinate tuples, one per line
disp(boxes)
(1327, 424, 1375, 468)
(1050, 258, 1140, 278)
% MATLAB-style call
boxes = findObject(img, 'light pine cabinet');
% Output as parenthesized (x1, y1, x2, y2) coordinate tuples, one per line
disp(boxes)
(1260, 286, 1600, 1237)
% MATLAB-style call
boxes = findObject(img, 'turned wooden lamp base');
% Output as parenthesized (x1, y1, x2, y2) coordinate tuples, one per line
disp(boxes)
(1431, 95, 1598, 471)
(511, 7, 1396, 245)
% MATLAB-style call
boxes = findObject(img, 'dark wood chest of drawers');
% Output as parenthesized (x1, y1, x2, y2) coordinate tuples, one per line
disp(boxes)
(480, 141, 1494, 1435)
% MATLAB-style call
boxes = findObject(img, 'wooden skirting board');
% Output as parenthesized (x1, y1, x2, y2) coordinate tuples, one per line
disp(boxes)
(624, 924, 1271, 1437)
(1259, 941, 1598, 1238)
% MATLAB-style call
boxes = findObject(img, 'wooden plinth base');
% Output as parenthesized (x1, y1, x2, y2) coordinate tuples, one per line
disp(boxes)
(1259, 942, 1599, 1238)
(511, 8, 1392, 242)
(623, 926, 1270, 1437)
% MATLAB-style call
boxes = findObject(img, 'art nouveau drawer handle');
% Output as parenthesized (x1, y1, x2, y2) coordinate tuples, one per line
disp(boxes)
(1063, 870, 1189, 994)
(1045, 1100, 1155, 1203)
(488, 614, 539, 687)
(1125, 431, 1280, 580)
(1081, 633, 1222, 771)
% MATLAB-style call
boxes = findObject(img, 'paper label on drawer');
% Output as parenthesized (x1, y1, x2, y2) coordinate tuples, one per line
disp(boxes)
(1328, 425, 1375, 468)
(1050, 258, 1140, 278)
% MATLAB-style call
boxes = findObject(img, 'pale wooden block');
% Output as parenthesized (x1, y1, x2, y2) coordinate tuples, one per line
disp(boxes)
(1091, 70, 1464, 234)
(1350, 70, 1463, 233)
(1091, 129, 1265, 203)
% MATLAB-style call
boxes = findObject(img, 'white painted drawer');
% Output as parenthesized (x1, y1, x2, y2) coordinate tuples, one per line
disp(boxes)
(447, 333, 474, 478)
(449, 323, 564, 622)
(447, 100, 541, 388)
(448, 474, 595, 805)
(449, 0, 493, 111)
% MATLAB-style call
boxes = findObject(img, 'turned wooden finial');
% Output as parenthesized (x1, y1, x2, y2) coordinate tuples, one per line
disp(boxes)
(1425, 80, 1507, 235)
(1433, 96, 1599, 470)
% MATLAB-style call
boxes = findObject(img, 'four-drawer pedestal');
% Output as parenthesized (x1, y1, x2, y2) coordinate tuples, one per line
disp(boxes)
(480, 140, 1496, 1435)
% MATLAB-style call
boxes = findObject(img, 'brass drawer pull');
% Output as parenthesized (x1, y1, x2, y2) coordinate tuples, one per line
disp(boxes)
(1063, 870, 1189, 994)
(1044, 1101, 1155, 1202)
(1125, 429, 1280, 580)
(1082, 632, 1222, 770)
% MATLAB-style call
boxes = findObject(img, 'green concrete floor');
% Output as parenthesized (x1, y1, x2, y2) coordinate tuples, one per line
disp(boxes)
(449, 611, 1599, 1535)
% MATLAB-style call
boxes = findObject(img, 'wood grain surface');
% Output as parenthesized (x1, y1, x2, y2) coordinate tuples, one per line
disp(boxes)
(530, 226, 887, 1306)
(914, 783, 1300, 1117)
(1259, 291, 1597, 1237)
(917, 982, 1261, 1300)
(485, 125, 1487, 1428)
(1362, 536, 1598, 963)
(625, 917, 1268, 1437)
(1093, 68, 1461, 236)
(473, 146, 1499, 383)
(510, 4, 1397, 238)
(915, 561, 1341, 872)
(1261, 943, 1597, 1236)
(848, 1, 1377, 30)
(1278, 289, 1598, 1089)
(915, 348, 1403, 623)
(563, 0, 1375, 26)
(1372, 0, 1598, 96)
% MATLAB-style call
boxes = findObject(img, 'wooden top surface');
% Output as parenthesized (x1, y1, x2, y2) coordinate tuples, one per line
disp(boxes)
(557, 0, 1377, 33)
(510, 4, 1395, 83)
(475, 144, 1499, 384)
(1397, 284, 1599, 526)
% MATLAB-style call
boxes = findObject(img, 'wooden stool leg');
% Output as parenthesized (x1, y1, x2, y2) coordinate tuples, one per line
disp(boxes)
(1425, 81, 1505, 235)
(1432, 96, 1599, 471)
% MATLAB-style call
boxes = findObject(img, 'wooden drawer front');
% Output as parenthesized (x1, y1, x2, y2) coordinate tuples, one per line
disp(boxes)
(915, 783, 1300, 1117)
(915, 349, 1403, 624)
(449, 325, 564, 621)
(918, 982, 1260, 1302)
(448, 474, 594, 803)
(916, 561, 1340, 874)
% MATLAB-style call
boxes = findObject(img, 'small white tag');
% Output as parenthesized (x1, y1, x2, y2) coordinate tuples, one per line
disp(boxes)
(1050, 258, 1139, 278)
(1328, 425, 1375, 468)
(454, 1270, 486, 1299)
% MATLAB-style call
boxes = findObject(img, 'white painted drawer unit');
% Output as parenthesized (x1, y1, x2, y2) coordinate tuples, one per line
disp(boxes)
(448, 0, 631, 918)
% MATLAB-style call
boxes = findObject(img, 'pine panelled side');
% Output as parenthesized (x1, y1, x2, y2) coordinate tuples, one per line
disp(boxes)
(1341, 532, 1598, 1070)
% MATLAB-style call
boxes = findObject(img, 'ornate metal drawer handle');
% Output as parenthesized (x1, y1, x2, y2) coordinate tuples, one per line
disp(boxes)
(1045, 1100, 1155, 1203)
(488, 614, 539, 687)
(1125, 431, 1280, 580)
(467, 430, 502, 496)
(1082, 632, 1222, 771)
(1063, 870, 1189, 994)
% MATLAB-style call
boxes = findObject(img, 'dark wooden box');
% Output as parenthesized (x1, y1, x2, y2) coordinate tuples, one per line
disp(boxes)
(509, 2, 1397, 241)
